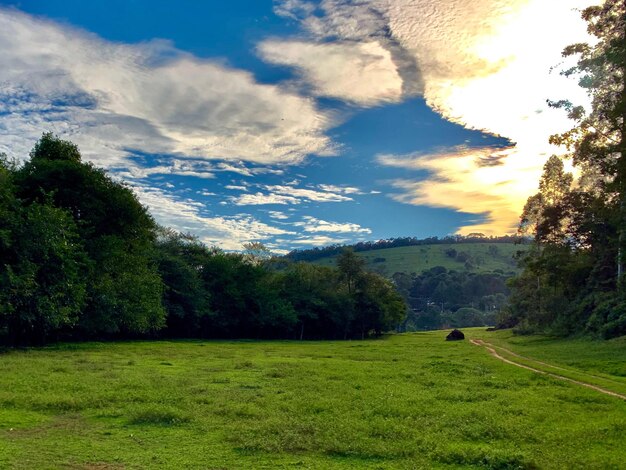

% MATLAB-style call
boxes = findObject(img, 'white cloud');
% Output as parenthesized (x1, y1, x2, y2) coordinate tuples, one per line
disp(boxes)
(131, 184, 293, 250)
(317, 184, 363, 194)
(258, 40, 403, 106)
(214, 162, 285, 177)
(274, 0, 317, 20)
(231, 192, 301, 206)
(265, 185, 353, 202)
(224, 185, 248, 191)
(268, 211, 290, 220)
(294, 216, 371, 234)
(228, 183, 355, 206)
(0, 8, 336, 169)
(291, 235, 349, 246)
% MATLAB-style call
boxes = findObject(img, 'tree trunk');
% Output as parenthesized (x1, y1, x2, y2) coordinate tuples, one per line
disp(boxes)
(618, 67, 626, 289)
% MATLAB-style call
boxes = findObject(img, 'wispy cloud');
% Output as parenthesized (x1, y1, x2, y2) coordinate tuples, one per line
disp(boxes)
(317, 184, 363, 195)
(224, 185, 249, 191)
(131, 184, 294, 250)
(290, 235, 349, 246)
(228, 183, 354, 206)
(294, 216, 371, 234)
(265, 185, 353, 202)
(230, 192, 301, 206)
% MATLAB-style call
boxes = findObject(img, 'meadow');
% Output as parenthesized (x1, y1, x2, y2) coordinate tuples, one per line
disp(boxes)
(0, 330, 625, 469)
(311, 244, 525, 275)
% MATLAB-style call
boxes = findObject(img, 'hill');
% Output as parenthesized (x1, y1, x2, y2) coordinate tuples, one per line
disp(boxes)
(310, 242, 526, 276)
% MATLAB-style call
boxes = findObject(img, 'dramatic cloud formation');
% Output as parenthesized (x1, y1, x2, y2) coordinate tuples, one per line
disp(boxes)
(0, 8, 335, 170)
(273, 0, 592, 234)
(0, 2, 596, 248)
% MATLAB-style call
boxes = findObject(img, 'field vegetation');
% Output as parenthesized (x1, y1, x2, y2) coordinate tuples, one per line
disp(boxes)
(0, 330, 624, 469)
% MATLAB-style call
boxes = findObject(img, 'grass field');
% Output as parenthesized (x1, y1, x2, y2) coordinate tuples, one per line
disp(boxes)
(311, 244, 526, 275)
(1, 331, 625, 469)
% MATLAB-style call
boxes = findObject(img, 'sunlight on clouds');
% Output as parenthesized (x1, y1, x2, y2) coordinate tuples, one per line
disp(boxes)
(379, 146, 538, 234)
(275, 0, 593, 234)
(386, 0, 591, 234)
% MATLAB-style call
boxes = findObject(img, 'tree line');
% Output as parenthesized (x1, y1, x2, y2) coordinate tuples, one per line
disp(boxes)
(0, 134, 406, 345)
(285, 235, 525, 263)
(501, 1, 626, 339)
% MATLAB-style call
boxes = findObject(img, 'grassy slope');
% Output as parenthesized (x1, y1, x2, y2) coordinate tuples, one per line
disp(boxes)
(1, 332, 625, 469)
(311, 243, 525, 275)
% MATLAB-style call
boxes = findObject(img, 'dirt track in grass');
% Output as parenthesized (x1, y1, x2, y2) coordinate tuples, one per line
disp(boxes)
(470, 339, 626, 401)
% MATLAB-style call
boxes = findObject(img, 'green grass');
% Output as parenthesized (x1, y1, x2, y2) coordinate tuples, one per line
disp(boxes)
(311, 243, 526, 275)
(0, 332, 625, 469)
(472, 329, 626, 391)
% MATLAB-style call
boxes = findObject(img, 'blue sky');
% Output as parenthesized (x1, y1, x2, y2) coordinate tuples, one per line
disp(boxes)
(0, 0, 591, 251)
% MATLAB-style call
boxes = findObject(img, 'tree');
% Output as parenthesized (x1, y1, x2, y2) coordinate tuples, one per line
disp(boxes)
(242, 241, 272, 266)
(14, 134, 166, 337)
(30, 132, 81, 163)
(155, 229, 212, 337)
(0, 161, 87, 344)
(520, 156, 573, 244)
(549, 0, 625, 279)
(336, 248, 365, 294)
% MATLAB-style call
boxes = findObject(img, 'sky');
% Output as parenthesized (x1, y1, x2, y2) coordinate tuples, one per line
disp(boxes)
(0, 0, 593, 252)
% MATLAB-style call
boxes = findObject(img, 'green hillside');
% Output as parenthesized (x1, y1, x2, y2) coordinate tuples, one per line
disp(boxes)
(312, 243, 527, 275)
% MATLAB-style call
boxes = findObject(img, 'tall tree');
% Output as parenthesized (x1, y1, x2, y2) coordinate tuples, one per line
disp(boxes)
(520, 155, 573, 244)
(549, 0, 625, 279)
(15, 134, 165, 337)
(336, 248, 365, 294)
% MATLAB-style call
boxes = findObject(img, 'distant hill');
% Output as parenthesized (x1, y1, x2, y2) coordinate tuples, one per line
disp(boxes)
(306, 242, 527, 276)
(285, 235, 529, 276)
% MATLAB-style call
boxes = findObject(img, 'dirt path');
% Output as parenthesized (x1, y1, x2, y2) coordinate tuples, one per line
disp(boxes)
(470, 339, 626, 401)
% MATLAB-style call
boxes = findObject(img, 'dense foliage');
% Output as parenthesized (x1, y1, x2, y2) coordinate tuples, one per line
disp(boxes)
(504, 1, 626, 338)
(392, 267, 510, 331)
(0, 134, 406, 345)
